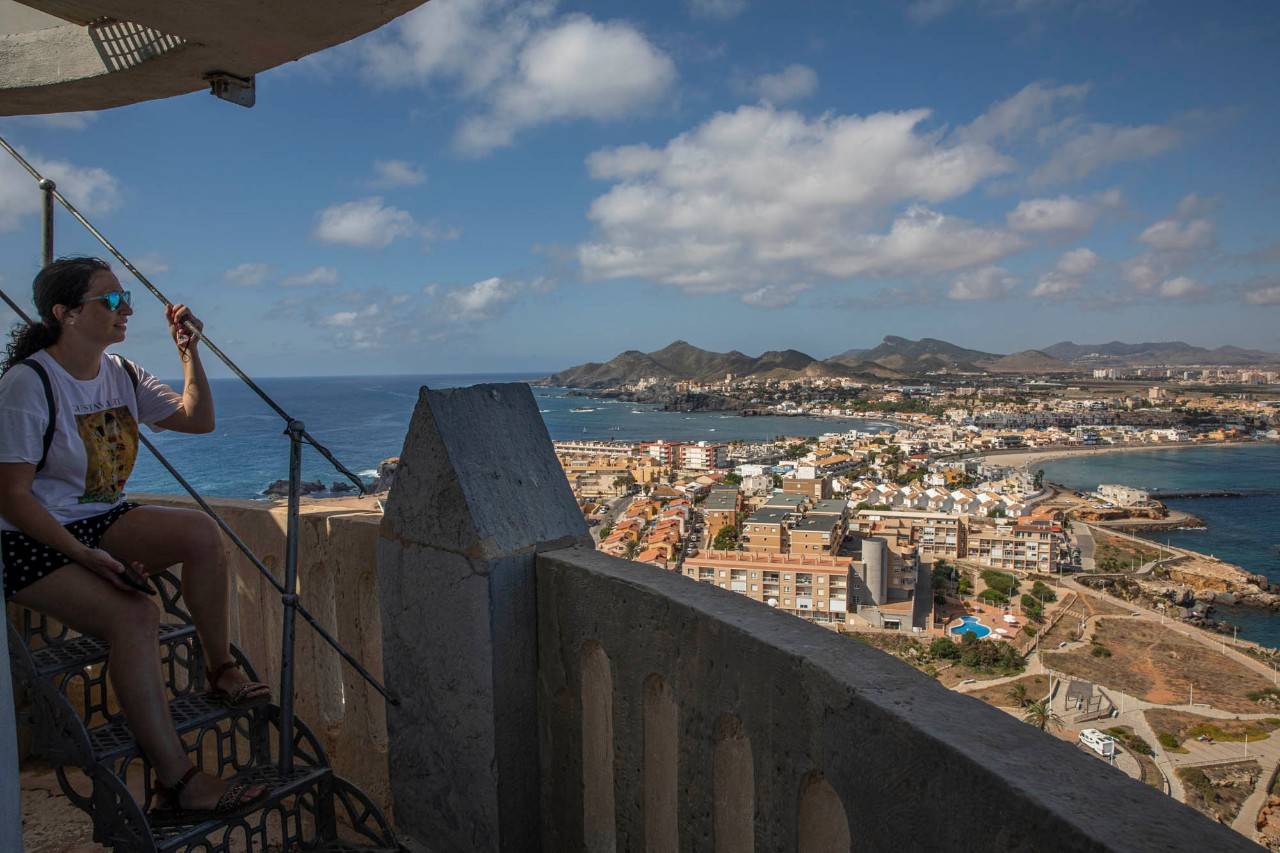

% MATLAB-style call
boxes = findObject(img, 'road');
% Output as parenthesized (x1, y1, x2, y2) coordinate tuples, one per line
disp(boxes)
(1071, 521, 1096, 572)
(589, 493, 635, 544)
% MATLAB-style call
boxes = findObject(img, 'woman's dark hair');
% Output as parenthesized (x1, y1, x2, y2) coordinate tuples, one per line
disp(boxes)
(3, 256, 111, 372)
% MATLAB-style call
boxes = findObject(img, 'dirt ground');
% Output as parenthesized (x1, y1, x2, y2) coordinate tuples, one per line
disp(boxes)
(966, 674, 1051, 708)
(1042, 618, 1275, 713)
(1145, 709, 1280, 747)
(1092, 531, 1174, 572)
(1178, 761, 1261, 824)
(1041, 593, 1130, 647)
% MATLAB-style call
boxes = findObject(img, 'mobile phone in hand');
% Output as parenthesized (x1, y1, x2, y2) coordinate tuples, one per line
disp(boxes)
(119, 565, 155, 596)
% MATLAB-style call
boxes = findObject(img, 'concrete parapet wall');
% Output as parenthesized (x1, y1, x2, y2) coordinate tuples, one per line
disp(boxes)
(536, 545, 1256, 852)
(133, 493, 391, 814)
(376, 383, 588, 853)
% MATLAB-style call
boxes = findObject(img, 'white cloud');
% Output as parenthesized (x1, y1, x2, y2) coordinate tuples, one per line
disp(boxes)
(225, 262, 271, 288)
(131, 252, 170, 276)
(445, 276, 523, 321)
(1007, 193, 1108, 234)
(1032, 248, 1098, 298)
(1244, 285, 1280, 306)
(742, 283, 810, 308)
(456, 16, 676, 155)
(1031, 122, 1180, 185)
(753, 65, 818, 104)
(324, 310, 360, 327)
(362, 3, 676, 156)
(359, 0, 555, 94)
(1175, 192, 1214, 218)
(0, 151, 120, 232)
(1122, 253, 1163, 292)
(370, 159, 426, 188)
(1138, 217, 1214, 252)
(579, 103, 1019, 295)
(314, 197, 418, 248)
(949, 266, 1018, 300)
(1156, 276, 1208, 300)
(281, 266, 340, 288)
(1057, 247, 1100, 276)
(688, 0, 747, 19)
(586, 144, 667, 179)
(906, 0, 958, 24)
(3, 112, 100, 131)
(956, 81, 1090, 145)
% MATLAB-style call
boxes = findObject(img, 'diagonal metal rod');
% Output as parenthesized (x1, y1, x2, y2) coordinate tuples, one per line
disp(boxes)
(0, 134, 366, 496)
(1, 287, 399, 706)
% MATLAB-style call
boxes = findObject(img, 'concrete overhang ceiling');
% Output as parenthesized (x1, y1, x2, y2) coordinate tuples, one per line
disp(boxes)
(0, 0, 429, 114)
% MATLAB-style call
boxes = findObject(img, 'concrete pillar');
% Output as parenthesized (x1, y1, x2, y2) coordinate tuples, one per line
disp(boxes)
(1, 624, 22, 851)
(377, 384, 588, 853)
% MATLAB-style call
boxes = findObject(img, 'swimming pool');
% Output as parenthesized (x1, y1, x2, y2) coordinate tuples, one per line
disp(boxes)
(950, 616, 992, 639)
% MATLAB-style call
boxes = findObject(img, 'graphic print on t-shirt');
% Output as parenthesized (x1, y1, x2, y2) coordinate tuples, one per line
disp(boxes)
(75, 406, 138, 504)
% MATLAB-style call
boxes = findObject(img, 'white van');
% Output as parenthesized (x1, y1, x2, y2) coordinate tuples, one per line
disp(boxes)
(1079, 728, 1116, 758)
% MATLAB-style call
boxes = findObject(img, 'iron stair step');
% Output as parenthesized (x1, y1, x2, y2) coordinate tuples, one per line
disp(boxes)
(88, 691, 245, 763)
(29, 622, 196, 678)
(150, 764, 332, 852)
(313, 843, 404, 852)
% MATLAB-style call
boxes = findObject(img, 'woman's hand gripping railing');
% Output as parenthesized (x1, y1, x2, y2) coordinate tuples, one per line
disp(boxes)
(0, 135, 366, 495)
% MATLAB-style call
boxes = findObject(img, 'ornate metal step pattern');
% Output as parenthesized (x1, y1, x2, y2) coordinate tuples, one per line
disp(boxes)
(9, 569, 401, 852)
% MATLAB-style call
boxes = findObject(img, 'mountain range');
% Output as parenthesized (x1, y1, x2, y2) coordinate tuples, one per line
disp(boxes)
(537, 337, 1279, 388)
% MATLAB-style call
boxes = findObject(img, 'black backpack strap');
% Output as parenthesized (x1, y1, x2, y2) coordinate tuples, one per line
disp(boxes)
(19, 359, 56, 473)
(111, 353, 141, 391)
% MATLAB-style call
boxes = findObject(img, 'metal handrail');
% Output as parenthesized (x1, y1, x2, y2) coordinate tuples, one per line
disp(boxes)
(0, 135, 367, 495)
(0, 135, 400, 778)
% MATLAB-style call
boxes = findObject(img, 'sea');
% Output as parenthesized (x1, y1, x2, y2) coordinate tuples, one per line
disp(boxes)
(1039, 445, 1280, 647)
(129, 373, 899, 500)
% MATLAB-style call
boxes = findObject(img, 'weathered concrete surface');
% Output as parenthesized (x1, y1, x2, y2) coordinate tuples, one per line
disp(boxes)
(1, 570, 21, 851)
(0, 0, 430, 115)
(537, 545, 1258, 853)
(378, 383, 588, 853)
(128, 493, 393, 813)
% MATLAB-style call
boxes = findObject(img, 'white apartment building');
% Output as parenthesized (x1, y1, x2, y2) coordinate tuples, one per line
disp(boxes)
(680, 442, 728, 470)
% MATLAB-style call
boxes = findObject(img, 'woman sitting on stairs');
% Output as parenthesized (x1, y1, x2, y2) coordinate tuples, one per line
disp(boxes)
(0, 257, 271, 822)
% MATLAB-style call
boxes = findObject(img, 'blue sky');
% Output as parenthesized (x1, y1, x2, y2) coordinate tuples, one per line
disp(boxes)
(2, 0, 1279, 377)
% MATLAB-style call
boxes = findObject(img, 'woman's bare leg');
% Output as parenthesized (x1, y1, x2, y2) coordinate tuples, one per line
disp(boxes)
(99, 506, 267, 701)
(14, 542, 264, 809)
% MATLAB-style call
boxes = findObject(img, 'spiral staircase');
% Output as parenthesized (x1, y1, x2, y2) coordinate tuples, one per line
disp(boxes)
(8, 569, 402, 852)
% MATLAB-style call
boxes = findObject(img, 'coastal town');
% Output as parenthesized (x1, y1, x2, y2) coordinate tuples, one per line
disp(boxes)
(549, 352, 1280, 847)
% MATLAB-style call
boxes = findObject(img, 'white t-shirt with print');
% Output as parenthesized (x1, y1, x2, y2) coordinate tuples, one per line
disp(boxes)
(0, 348, 182, 533)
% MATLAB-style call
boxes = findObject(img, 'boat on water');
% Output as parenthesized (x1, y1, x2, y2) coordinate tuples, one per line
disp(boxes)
(570, 407, 596, 413)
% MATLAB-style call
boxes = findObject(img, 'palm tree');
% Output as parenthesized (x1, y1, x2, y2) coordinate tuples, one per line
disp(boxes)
(623, 539, 642, 561)
(1022, 699, 1062, 732)
(1007, 683, 1029, 708)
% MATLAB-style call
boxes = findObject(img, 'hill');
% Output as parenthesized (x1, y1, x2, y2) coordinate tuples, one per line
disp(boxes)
(1043, 341, 1279, 366)
(539, 336, 1280, 387)
(979, 350, 1074, 374)
(537, 341, 891, 388)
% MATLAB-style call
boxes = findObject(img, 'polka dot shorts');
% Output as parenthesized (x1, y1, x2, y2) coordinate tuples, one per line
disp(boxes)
(2, 502, 139, 599)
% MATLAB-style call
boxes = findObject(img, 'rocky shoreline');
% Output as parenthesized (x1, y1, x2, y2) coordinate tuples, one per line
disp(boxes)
(1080, 567, 1280, 638)
(260, 457, 399, 498)
(565, 387, 754, 413)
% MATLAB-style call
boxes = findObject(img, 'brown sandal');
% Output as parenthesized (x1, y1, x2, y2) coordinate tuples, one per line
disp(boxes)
(149, 766, 268, 826)
(206, 660, 271, 709)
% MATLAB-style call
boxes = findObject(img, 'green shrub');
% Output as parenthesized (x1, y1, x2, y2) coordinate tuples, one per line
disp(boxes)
(1031, 580, 1058, 602)
(1022, 625, 1038, 637)
(1247, 687, 1280, 702)
(978, 589, 1008, 605)
(929, 637, 960, 660)
(1157, 732, 1180, 749)
(1090, 644, 1112, 658)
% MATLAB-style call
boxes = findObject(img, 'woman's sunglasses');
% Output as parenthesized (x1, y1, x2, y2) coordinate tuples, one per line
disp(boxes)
(81, 290, 132, 312)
